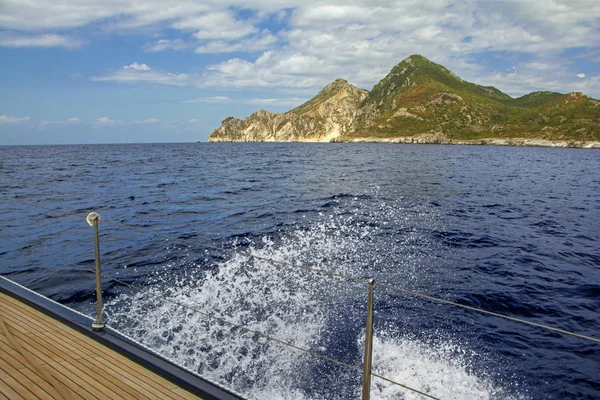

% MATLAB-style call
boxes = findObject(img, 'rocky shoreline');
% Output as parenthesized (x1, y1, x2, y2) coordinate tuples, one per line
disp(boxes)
(330, 136, 600, 148)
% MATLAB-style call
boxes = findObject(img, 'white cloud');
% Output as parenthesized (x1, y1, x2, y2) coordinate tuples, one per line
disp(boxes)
(92, 63, 193, 87)
(577, 73, 586, 78)
(194, 30, 277, 54)
(143, 39, 189, 52)
(0, 32, 83, 48)
(181, 95, 306, 107)
(0, 1, 212, 31)
(173, 10, 257, 40)
(40, 117, 82, 125)
(190, 1, 600, 97)
(471, 68, 600, 98)
(524, 62, 554, 71)
(203, 52, 332, 90)
(96, 117, 160, 125)
(244, 97, 306, 107)
(0, 115, 29, 123)
(292, 5, 373, 25)
(96, 117, 116, 124)
(181, 96, 232, 103)
(124, 62, 150, 71)
(6, 0, 594, 97)
(188, 118, 199, 123)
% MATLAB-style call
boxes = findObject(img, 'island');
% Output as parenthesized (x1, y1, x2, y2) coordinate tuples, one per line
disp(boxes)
(208, 55, 600, 148)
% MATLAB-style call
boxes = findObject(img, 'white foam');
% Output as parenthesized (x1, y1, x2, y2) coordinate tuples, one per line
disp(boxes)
(368, 334, 521, 400)
(105, 218, 357, 398)
(102, 198, 520, 399)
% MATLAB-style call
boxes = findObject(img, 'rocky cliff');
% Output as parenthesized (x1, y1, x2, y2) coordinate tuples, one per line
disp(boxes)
(346, 55, 600, 142)
(208, 55, 600, 145)
(208, 79, 368, 142)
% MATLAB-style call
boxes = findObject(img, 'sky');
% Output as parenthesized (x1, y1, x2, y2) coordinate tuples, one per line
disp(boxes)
(0, 0, 599, 145)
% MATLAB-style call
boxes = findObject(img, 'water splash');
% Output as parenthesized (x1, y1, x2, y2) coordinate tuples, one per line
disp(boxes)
(368, 334, 524, 400)
(103, 197, 518, 399)
(104, 216, 364, 398)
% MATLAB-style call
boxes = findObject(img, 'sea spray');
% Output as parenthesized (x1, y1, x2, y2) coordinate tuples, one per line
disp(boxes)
(104, 217, 365, 398)
(366, 333, 523, 400)
(102, 194, 517, 399)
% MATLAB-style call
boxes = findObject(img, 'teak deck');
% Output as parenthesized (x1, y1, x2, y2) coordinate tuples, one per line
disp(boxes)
(0, 291, 202, 400)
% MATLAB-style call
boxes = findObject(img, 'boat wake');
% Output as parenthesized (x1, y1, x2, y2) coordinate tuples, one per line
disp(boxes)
(103, 198, 523, 399)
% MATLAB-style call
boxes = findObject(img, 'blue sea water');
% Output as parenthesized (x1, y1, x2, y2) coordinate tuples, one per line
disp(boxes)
(0, 143, 599, 399)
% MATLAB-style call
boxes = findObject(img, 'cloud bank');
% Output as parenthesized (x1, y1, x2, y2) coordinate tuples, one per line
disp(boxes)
(0, 115, 30, 123)
(2, 1, 600, 100)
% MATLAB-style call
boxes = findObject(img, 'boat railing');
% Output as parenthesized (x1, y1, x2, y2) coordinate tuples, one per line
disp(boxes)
(1, 200, 599, 400)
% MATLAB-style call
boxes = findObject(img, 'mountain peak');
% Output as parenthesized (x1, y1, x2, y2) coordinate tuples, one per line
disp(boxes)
(209, 77, 368, 142)
(402, 54, 432, 64)
(290, 78, 366, 116)
(321, 78, 351, 92)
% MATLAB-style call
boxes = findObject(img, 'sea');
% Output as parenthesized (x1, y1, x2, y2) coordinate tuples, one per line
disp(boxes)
(0, 142, 598, 400)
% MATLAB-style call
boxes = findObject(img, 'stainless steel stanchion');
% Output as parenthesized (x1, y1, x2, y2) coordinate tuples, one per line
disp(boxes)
(86, 212, 105, 331)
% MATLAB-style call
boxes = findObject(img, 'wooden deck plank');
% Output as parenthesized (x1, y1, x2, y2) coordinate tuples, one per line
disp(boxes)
(9, 327, 69, 364)
(0, 296, 67, 333)
(0, 292, 203, 400)
(0, 326, 65, 365)
(0, 335, 86, 400)
(0, 322, 87, 399)
(38, 341, 141, 400)
(61, 332, 190, 399)
(0, 341, 29, 370)
(0, 360, 53, 400)
(2, 299, 177, 398)
(48, 361, 102, 400)
(55, 330, 185, 400)
(60, 358, 135, 400)
(0, 367, 37, 399)
(1, 294, 182, 396)
(0, 376, 25, 400)
(2, 358, 76, 400)
(81, 354, 181, 400)
(0, 304, 57, 338)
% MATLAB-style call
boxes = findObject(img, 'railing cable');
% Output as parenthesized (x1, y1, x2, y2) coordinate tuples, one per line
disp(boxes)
(2, 199, 600, 345)
(3, 209, 600, 347)
(0, 198, 367, 285)
(0, 234, 437, 399)
(376, 282, 600, 344)
(3, 211, 600, 345)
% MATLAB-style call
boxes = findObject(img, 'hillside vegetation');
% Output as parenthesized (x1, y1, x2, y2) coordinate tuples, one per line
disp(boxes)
(209, 55, 600, 144)
(350, 55, 600, 142)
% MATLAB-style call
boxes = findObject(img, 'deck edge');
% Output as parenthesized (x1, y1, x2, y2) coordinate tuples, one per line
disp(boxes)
(0, 275, 247, 400)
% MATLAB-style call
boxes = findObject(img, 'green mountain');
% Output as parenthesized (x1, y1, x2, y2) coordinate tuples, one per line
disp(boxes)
(349, 55, 600, 142)
(208, 55, 600, 146)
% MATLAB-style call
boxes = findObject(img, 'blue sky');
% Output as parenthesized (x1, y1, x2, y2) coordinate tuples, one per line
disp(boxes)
(1, 0, 599, 145)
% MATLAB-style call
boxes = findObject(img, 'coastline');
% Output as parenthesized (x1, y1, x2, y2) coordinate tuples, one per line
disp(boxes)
(208, 136, 600, 148)
(332, 136, 600, 148)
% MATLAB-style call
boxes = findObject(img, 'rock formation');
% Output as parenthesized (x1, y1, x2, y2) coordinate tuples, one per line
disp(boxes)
(208, 79, 368, 142)
(208, 55, 600, 146)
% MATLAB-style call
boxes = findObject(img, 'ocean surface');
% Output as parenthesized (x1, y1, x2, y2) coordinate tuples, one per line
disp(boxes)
(0, 142, 599, 400)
